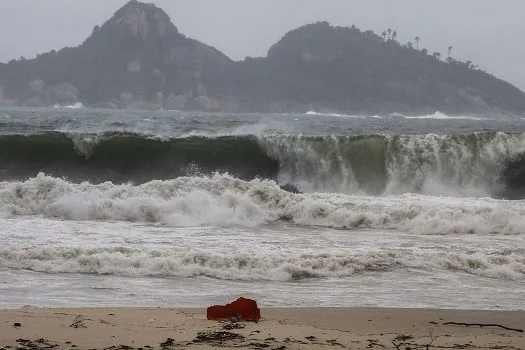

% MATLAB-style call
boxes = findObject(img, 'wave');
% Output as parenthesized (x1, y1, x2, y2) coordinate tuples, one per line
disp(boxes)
(304, 111, 487, 121)
(402, 111, 486, 121)
(0, 244, 522, 281)
(0, 132, 279, 184)
(2, 173, 525, 235)
(1, 131, 525, 197)
(262, 132, 525, 197)
(305, 110, 359, 118)
(53, 102, 84, 109)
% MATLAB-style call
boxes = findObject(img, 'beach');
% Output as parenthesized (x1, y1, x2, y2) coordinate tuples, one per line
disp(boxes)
(1, 307, 523, 349)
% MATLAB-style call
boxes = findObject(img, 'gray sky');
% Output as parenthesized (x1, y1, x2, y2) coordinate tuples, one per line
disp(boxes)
(1, 0, 524, 91)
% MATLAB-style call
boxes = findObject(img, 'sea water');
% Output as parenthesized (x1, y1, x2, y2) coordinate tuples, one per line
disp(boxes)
(0, 107, 524, 309)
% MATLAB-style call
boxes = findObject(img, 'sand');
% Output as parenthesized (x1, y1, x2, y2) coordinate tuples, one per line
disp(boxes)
(0, 307, 523, 349)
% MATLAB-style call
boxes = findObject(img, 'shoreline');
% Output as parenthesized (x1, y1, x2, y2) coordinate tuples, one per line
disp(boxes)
(1, 307, 523, 349)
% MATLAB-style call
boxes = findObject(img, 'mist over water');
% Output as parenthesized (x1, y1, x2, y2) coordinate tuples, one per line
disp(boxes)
(1, 107, 525, 309)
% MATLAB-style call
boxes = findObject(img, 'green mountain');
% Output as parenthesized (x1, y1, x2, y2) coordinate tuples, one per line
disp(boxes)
(1, 1, 524, 116)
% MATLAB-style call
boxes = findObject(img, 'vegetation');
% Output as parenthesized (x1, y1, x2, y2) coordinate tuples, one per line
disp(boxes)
(0, 1, 524, 115)
(232, 21, 525, 114)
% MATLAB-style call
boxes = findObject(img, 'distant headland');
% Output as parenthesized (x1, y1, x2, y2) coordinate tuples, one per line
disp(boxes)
(1, 0, 524, 116)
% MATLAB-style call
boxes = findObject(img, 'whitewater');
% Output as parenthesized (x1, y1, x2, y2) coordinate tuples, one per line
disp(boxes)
(0, 107, 524, 309)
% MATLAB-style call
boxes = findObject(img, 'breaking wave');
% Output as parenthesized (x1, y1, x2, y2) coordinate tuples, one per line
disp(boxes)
(1, 131, 525, 197)
(1, 173, 524, 281)
(0, 245, 523, 281)
(2, 173, 525, 235)
(402, 111, 487, 120)
(53, 102, 84, 109)
(305, 110, 358, 118)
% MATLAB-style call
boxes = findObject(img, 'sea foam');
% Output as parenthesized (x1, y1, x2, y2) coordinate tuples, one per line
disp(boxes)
(1, 173, 525, 236)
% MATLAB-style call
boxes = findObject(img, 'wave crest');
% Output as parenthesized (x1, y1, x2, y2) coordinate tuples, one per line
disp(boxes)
(1, 245, 522, 281)
(2, 173, 525, 235)
(1, 131, 525, 197)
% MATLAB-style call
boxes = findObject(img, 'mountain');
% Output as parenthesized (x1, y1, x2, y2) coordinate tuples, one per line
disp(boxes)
(0, 0, 236, 111)
(233, 22, 525, 115)
(1, 1, 525, 115)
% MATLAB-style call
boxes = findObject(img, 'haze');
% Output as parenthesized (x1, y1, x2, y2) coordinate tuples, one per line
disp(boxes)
(1, 0, 524, 91)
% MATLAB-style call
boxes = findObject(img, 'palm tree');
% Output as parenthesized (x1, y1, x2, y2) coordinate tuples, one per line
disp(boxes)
(381, 31, 387, 41)
(447, 46, 453, 58)
(387, 28, 392, 40)
(392, 30, 398, 42)
(414, 36, 420, 49)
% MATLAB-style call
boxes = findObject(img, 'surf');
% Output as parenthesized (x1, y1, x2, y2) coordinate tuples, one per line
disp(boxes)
(1, 130, 525, 198)
(1, 172, 525, 236)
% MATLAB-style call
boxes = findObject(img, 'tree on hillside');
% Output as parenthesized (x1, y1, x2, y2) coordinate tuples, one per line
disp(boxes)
(447, 46, 453, 58)
(387, 28, 392, 40)
(381, 31, 387, 41)
(392, 30, 398, 42)
(433, 52, 441, 60)
(414, 36, 420, 49)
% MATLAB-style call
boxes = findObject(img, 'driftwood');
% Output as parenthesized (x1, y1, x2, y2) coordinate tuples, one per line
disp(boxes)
(443, 321, 523, 333)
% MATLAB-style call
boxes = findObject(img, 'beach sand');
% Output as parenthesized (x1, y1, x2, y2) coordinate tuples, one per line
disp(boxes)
(0, 307, 523, 349)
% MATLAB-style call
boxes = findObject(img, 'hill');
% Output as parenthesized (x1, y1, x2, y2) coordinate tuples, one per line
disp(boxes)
(0, 0, 236, 111)
(1, 1, 524, 115)
(233, 22, 525, 115)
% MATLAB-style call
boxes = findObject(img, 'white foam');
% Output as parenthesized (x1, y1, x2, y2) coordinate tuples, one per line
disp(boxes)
(0, 173, 274, 227)
(442, 251, 525, 280)
(2, 173, 525, 237)
(54, 102, 84, 109)
(0, 246, 395, 280)
(179, 123, 271, 139)
(403, 111, 486, 120)
(305, 111, 360, 118)
(68, 133, 104, 156)
(0, 242, 523, 281)
(259, 132, 525, 197)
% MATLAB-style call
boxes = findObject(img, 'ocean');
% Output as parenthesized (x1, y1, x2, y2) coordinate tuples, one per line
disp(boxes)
(0, 106, 524, 309)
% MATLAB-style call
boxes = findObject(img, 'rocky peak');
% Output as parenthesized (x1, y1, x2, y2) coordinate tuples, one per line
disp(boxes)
(110, 0, 177, 39)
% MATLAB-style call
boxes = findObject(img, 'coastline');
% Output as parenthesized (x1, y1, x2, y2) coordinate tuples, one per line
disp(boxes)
(1, 307, 523, 349)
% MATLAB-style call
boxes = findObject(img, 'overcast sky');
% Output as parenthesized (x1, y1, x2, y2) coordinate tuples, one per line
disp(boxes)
(1, 0, 524, 91)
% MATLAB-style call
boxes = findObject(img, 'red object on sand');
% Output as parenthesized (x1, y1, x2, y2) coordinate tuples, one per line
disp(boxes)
(207, 297, 261, 321)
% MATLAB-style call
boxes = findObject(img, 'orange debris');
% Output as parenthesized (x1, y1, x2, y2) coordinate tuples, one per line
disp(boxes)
(206, 297, 261, 322)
